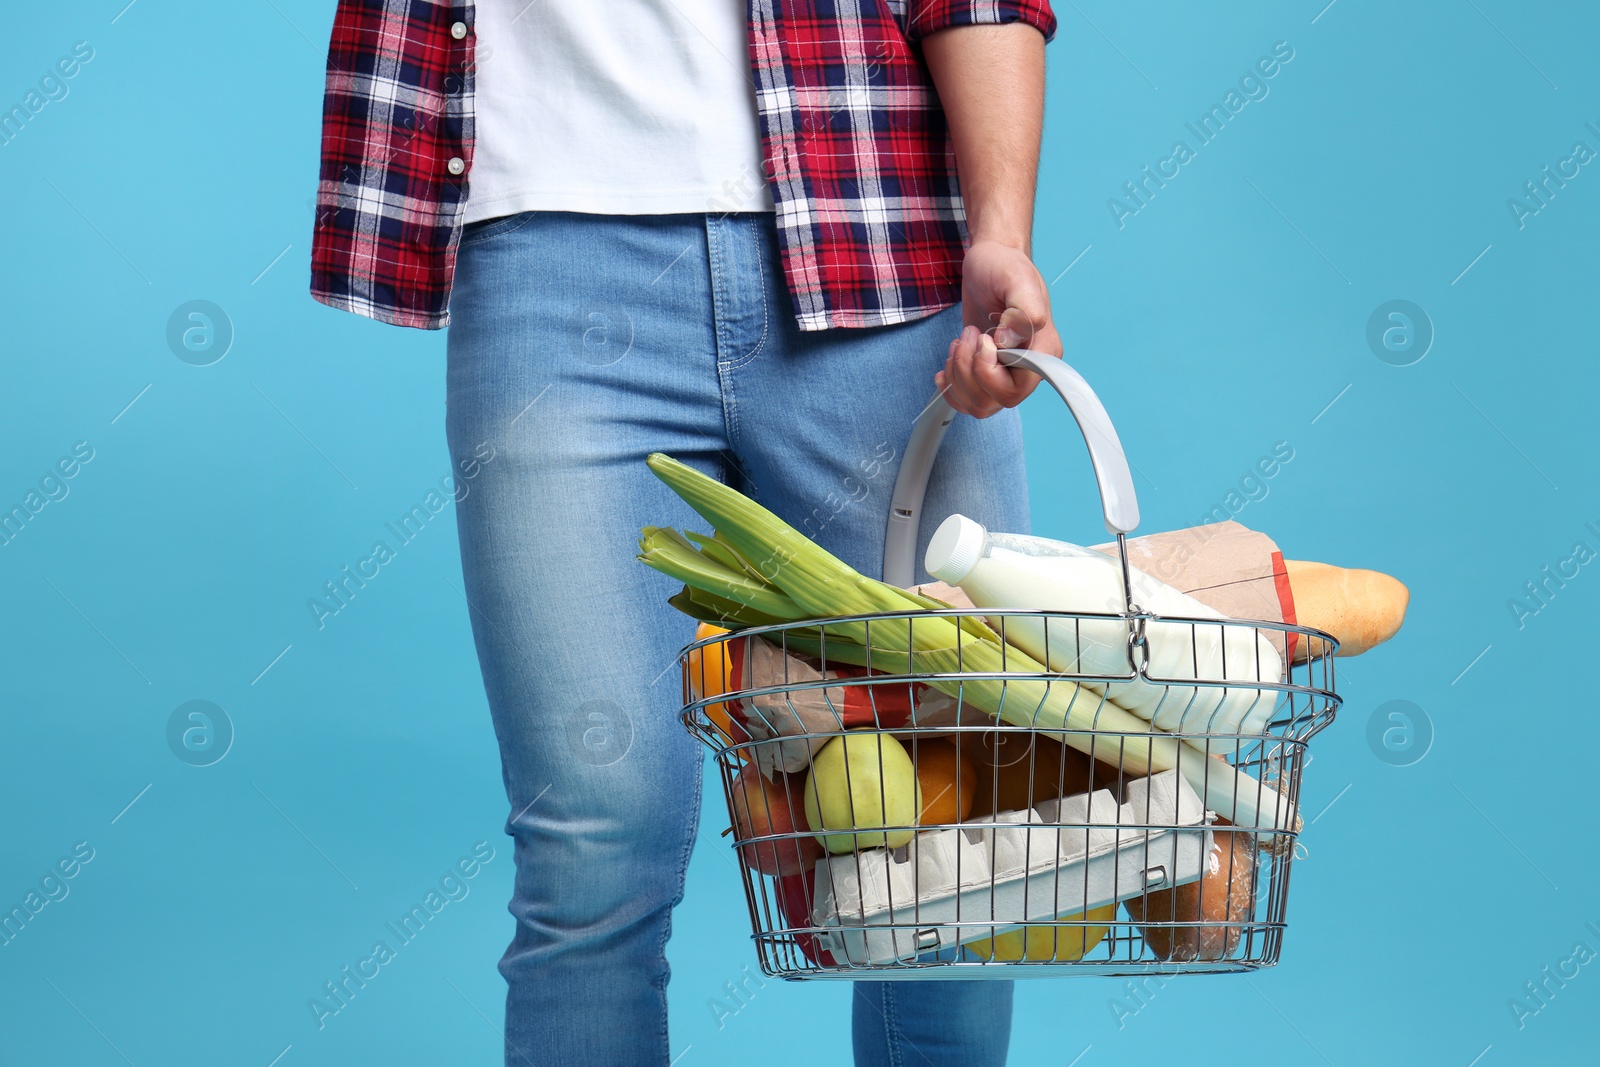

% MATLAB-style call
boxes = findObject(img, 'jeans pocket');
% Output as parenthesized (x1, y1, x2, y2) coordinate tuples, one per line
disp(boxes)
(461, 210, 537, 245)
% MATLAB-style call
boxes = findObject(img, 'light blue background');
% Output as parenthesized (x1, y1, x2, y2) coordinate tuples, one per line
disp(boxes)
(2, 1, 1594, 1064)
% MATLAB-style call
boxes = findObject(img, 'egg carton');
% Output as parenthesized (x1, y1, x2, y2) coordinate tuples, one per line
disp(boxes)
(809, 769, 1209, 965)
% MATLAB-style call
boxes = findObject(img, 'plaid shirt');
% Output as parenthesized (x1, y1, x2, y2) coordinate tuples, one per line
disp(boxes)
(311, 0, 1056, 331)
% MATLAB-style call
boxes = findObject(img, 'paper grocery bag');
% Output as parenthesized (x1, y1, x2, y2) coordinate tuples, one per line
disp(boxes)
(1089, 520, 1298, 662)
(722, 635, 935, 778)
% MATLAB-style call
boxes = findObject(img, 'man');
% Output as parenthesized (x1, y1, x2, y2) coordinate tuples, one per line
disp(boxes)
(311, 2, 1061, 1064)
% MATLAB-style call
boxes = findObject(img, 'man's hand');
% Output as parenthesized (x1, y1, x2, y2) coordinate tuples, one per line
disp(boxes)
(935, 239, 1061, 418)
(921, 22, 1055, 420)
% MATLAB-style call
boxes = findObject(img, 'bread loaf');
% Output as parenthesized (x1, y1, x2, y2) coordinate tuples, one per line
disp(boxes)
(1285, 559, 1408, 659)
(1125, 818, 1256, 961)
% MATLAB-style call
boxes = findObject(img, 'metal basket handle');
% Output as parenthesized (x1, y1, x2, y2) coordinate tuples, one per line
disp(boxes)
(883, 349, 1140, 587)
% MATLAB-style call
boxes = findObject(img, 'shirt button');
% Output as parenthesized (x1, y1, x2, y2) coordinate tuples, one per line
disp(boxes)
(447, 157, 465, 175)
(450, 21, 468, 39)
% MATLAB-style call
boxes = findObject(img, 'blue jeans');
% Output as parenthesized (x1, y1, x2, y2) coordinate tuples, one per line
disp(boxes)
(445, 209, 1030, 1067)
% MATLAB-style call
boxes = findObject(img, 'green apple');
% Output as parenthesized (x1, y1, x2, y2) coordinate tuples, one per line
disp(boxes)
(803, 731, 921, 854)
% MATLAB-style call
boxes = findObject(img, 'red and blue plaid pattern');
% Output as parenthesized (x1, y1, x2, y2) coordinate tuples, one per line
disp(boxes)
(310, 0, 1055, 331)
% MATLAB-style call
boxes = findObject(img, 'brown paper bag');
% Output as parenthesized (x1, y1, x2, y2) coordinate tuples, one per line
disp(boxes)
(1089, 520, 1297, 661)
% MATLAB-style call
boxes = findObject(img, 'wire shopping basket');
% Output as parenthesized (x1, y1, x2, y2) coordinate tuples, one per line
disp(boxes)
(680, 351, 1340, 979)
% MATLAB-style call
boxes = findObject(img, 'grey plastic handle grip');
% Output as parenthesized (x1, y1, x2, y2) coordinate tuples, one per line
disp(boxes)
(883, 349, 1141, 588)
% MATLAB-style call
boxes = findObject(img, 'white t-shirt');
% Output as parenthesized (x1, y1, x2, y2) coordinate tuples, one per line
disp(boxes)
(463, 0, 775, 222)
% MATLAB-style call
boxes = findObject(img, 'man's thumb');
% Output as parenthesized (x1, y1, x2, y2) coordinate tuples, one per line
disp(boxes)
(994, 303, 1046, 349)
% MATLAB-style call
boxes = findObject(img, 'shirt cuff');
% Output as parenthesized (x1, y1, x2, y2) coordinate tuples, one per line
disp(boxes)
(906, 0, 1058, 45)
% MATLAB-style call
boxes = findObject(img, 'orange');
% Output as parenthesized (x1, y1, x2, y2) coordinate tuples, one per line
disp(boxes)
(685, 622, 745, 752)
(968, 732, 1119, 817)
(911, 738, 977, 825)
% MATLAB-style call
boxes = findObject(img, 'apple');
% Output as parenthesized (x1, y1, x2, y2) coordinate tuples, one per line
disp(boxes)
(775, 870, 836, 967)
(803, 731, 921, 854)
(730, 763, 821, 876)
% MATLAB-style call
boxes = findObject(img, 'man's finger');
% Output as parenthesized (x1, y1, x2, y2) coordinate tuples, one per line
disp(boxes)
(947, 326, 990, 411)
(980, 330, 1048, 409)
(949, 328, 1007, 416)
(969, 332, 1021, 407)
(938, 369, 993, 417)
(944, 328, 988, 415)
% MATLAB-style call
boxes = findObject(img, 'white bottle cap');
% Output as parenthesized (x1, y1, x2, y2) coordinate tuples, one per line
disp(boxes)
(925, 514, 988, 584)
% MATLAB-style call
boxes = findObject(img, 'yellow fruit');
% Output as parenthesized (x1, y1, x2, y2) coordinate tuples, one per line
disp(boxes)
(803, 731, 921, 854)
(968, 904, 1117, 962)
(1021, 904, 1117, 961)
(968, 928, 1028, 962)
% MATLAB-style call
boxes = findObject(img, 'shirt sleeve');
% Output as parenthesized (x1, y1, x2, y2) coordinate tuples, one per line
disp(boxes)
(905, 0, 1058, 44)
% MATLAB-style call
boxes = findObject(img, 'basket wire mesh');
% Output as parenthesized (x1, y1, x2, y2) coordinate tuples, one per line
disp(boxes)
(682, 606, 1338, 979)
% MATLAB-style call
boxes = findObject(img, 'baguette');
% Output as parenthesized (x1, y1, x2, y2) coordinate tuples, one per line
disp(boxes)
(1285, 559, 1408, 660)
(925, 559, 1410, 661)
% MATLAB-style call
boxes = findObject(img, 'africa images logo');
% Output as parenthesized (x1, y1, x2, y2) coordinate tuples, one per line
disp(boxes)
(1107, 41, 1296, 229)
